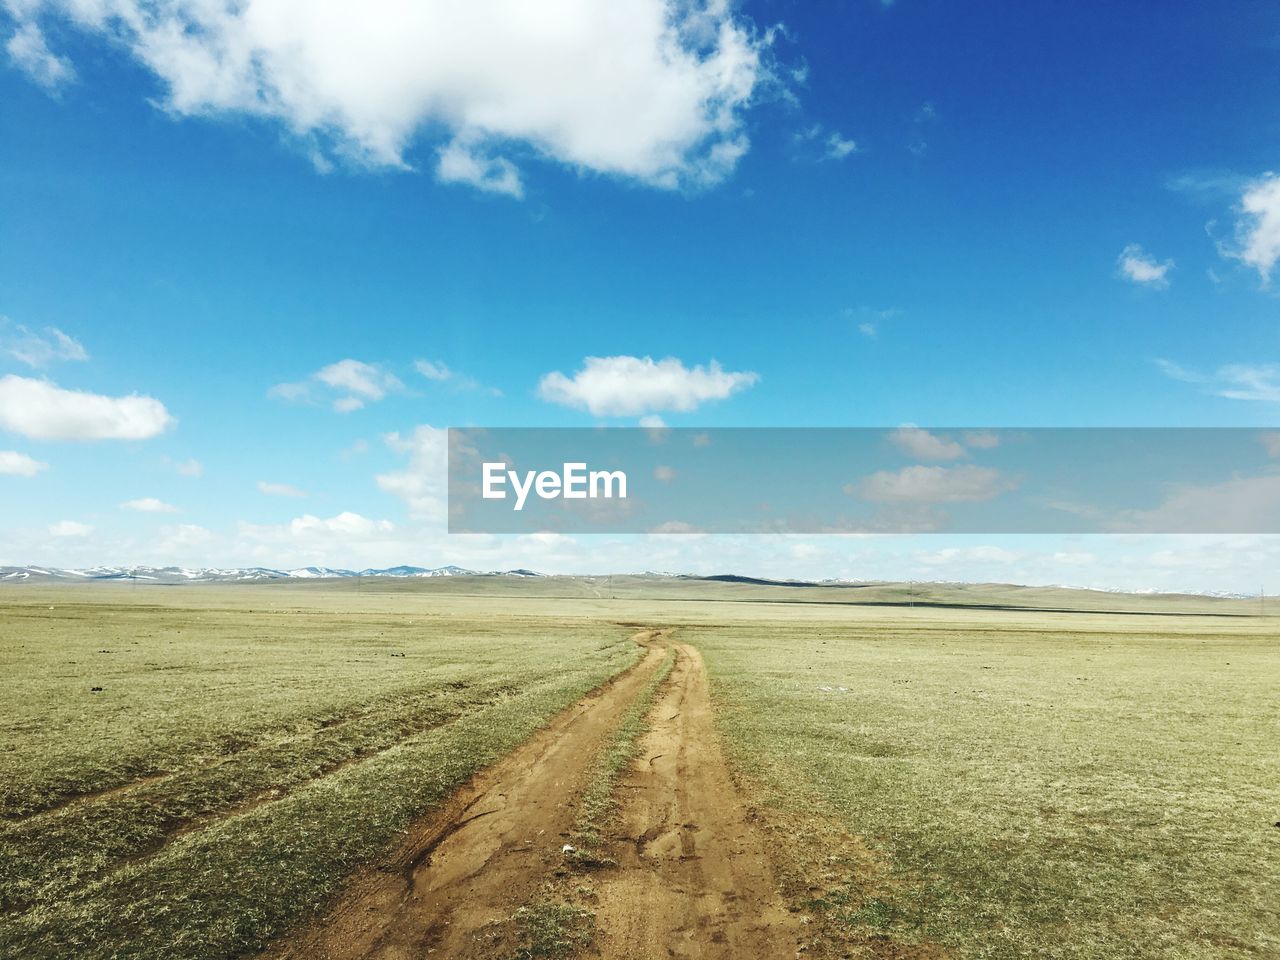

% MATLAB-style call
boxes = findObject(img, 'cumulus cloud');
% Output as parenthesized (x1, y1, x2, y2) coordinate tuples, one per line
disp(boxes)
(174, 458, 202, 477)
(0, 450, 48, 476)
(6, 0, 770, 192)
(1156, 359, 1280, 404)
(377, 425, 449, 522)
(257, 480, 308, 497)
(538, 355, 758, 416)
(0, 375, 174, 440)
(1226, 172, 1280, 282)
(888, 426, 966, 461)
(270, 359, 403, 412)
(1, 320, 88, 367)
(48, 519, 93, 536)
(848, 464, 1015, 503)
(120, 497, 179, 513)
(1117, 244, 1172, 287)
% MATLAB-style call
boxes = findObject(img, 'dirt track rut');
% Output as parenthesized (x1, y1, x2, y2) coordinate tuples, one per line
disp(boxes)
(266, 629, 799, 959)
(588, 641, 799, 957)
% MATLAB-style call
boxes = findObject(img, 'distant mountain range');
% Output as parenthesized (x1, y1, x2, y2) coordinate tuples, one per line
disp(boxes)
(0, 565, 542, 584)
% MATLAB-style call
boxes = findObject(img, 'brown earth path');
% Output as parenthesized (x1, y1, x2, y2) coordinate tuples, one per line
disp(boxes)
(588, 641, 800, 958)
(265, 629, 801, 960)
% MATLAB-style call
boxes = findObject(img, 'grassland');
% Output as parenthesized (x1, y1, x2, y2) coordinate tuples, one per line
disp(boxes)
(694, 608, 1280, 959)
(0, 587, 641, 959)
(0, 577, 1276, 959)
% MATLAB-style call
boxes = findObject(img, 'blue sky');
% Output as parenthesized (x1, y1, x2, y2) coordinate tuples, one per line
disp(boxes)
(1, 0, 1279, 590)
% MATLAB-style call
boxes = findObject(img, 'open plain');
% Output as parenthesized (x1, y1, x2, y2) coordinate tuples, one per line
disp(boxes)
(0, 576, 1275, 959)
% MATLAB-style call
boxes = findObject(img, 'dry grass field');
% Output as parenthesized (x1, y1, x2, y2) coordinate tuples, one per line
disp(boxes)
(0, 577, 1275, 959)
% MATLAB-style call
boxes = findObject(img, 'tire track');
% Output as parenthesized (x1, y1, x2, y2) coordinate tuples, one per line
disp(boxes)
(262, 630, 801, 959)
(265, 630, 670, 960)
(588, 642, 801, 958)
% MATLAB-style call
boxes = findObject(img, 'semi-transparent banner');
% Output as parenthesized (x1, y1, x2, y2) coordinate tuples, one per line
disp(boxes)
(447, 427, 1280, 534)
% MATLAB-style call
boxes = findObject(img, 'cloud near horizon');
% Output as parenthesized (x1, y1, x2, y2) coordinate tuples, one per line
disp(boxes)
(5, 0, 770, 194)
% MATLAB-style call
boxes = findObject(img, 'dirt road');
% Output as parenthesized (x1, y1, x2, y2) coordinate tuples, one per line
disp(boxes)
(266, 629, 799, 959)
(588, 641, 799, 958)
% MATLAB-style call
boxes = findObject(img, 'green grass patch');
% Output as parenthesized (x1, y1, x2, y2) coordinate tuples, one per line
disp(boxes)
(507, 902, 596, 959)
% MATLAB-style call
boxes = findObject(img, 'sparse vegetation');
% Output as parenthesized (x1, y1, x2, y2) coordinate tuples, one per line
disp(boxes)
(507, 902, 595, 959)
(567, 642, 674, 864)
(2, 580, 1276, 959)
(697, 610, 1280, 959)
(0, 588, 640, 959)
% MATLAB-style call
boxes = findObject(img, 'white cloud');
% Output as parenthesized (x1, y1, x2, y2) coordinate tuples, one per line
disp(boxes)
(153, 523, 215, 555)
(436, 139, 523, 197)
(175, 457, 202, 477)
(8, 0, 769, 192)
(120, 497, 179, 513)
(415, 359, 452, 382)
(915, 545, 1019, 565)
(538, 355, 758, 416)
(848, 464, 1015, 503)
(258, 480, 308, 497)
(1117, 244, 1172, 287)
(414, 358, 499, 395)
(0, 375, 174, 440)
(889, 426, 966, 461)
(962, 430, 1000, 450)
(236, 512, 396, 559)
(1, 320, 88, 367)
(271, 359, 403, 412)
(1157, 359, 1280, 404)
(793, 124, 858, 163)
(1227, 172, 1280, 282)
(377, 425, 449, 522)
(1052, 550, 1096, 566)
(857, 321, 876, 337)
(315, 359, 401, 400)
(0, 450, 48, 476)
(654, 464, 676, 482)
(5, 20, 73, 89)
(1117, 473, 1280, 533)
(48, 519, 93, 537)
(823, 132, 857, 160)
(289, 512, 392, 536)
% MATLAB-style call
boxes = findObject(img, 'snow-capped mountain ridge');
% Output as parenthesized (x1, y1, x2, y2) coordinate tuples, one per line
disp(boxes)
(0, 564, 518, 584)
